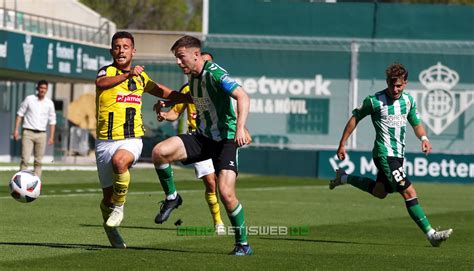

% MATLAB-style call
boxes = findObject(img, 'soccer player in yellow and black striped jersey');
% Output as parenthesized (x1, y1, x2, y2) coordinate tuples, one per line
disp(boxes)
(95, 31, 191, 248)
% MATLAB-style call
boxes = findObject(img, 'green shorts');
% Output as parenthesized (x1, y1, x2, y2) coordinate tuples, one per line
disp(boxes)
(373, 156, 411, 193)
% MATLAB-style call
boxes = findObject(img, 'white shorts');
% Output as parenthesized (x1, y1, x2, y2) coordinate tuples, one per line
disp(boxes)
(194, 158, 215, 179)
(95, 138, 143, 188)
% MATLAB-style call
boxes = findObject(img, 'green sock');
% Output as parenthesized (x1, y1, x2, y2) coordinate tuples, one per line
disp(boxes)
(405, 198, 432, 234)
(347, 175, 376, 194)
(227, 203, 248, 244)
(155, 164, 176, 196)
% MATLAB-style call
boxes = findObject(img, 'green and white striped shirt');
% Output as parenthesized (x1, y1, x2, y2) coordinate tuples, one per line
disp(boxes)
(189, 61, 240, 141)
(352, 90, 421, 158)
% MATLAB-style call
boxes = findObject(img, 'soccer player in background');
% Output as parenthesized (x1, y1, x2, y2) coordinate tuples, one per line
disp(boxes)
(152, 36, 253, 255)
(330, 63, 453, 247)
(95, 31, 191, 248)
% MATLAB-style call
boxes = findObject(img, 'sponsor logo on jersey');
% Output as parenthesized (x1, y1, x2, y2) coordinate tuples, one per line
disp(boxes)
(116, 94, 141, 104)
(384, 114, 408, 128)
(194, 97, 212, 111)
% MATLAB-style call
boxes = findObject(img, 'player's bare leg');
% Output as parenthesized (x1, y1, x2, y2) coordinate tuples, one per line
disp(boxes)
(218, 170, 252, 256)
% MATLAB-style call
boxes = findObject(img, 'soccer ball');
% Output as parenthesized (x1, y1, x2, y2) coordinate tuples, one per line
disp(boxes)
(9, 171, 42, 203)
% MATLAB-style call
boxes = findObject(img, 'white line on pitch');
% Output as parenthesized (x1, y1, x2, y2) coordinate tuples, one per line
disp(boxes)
(0, 185, 326, 200)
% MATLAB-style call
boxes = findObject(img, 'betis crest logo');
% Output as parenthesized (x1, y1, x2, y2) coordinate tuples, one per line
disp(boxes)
(409, 62, 474, 135)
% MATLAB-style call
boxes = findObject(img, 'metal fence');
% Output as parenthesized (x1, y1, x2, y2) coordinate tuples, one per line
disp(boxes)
(0, 7, 111, 45)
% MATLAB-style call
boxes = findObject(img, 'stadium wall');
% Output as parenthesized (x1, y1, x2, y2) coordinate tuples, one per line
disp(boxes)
(206, 1, 474, 183)
(204, 37, 474, 154)
(208, 1, 474, 40)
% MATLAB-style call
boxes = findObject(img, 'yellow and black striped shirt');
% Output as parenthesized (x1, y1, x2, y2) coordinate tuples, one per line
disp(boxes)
(96, 65, 155, 140)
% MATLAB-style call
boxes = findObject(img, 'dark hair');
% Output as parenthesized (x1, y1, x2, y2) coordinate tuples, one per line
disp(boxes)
(386, 63, 408, 81)
(37, 80, 48, 88)
(170, 35, 201, 52)
(111, 31, 135, 47)
(201, 51, 214, 60)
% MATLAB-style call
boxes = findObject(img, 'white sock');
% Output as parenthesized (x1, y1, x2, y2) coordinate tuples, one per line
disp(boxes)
(166, 191, 177, 201)
(156, 163, 170, 170)
(426, 228, 436, 238)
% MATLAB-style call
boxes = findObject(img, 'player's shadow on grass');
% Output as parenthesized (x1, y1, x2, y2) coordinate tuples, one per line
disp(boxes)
(80, 223, 176, 231)
(0, 241, 223, 254)
(259, 237, 404, 247)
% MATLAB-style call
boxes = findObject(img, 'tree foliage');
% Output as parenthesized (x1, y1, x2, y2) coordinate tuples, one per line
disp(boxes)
(80, 0, 202, 31)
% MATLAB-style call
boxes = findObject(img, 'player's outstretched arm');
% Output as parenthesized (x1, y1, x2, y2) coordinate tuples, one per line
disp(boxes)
(149, 83, 193, 105)
(337, 116, 358, 160)
(412, 124, 432, 155)
(163, 109, 180, 121)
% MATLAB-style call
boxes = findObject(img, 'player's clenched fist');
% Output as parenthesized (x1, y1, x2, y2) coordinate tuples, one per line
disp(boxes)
(336, 145, 346, 160)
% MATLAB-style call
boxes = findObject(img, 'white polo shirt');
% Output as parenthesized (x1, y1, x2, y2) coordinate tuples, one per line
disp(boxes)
(17, 95, 56, 131)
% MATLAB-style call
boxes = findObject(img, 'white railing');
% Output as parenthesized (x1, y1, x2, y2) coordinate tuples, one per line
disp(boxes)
(0, 7, 111, 46)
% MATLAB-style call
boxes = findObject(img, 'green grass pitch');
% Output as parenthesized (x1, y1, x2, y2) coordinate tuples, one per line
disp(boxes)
(0, 167, 473, 270)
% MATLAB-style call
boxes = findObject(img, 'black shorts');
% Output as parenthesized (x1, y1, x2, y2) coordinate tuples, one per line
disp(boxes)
(177, 134, 238, 175)
(373, 156, 411, 193)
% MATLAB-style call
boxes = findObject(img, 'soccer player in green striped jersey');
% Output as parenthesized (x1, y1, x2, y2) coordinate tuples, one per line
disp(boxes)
(330, 63, 453, 247)
(152, 35, 252, 256)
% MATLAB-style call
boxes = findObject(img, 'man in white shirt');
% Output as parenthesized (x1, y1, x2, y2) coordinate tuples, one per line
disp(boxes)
(13, 80, 56, 178)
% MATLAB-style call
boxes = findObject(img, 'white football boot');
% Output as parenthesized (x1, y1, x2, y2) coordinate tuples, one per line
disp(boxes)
(428, 228, 453, 247)
(106, 204, 124, 227)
